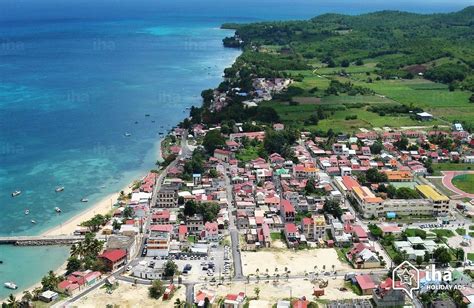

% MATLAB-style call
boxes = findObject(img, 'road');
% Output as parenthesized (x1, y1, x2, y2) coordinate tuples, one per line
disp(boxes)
(223, 163, 243, 279)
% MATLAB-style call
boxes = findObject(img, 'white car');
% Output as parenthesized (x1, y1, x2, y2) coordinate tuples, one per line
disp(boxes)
(126, 265, 133, 271)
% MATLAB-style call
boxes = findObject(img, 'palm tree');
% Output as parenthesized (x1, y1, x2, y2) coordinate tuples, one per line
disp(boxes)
(21, 290, 33, 305)
(174, 298, 183, 308)
(254, 287, 260, 299)
(7, 294, 19, 308)
(70, 242, 85, 259)
(32, 287, 42, 300)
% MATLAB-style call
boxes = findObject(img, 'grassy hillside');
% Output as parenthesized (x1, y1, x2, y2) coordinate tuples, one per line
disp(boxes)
(218, 7, 474, 134)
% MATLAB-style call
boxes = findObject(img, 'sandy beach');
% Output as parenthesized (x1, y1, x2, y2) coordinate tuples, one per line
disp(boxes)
(42, 184, 133, 236)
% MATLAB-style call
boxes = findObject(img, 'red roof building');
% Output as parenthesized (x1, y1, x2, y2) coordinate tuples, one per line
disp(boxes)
(355, 274, 376, 295)
(98, 249, 127, 272)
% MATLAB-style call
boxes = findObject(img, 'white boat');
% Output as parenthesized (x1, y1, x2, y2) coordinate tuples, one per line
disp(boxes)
(124, 132, 132, 137)
(81, 198, 89, 202)
(55, 186, 64, 192)
(11, 191, 21, 197)
(4, 282, 17, 290)
(31, 220, 36, 224)
(55, 207, 61, 213)
(24, 209, 29, 215)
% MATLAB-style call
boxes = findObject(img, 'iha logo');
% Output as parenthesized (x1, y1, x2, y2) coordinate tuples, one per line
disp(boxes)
(393, 261, 460, 298)
(393, 261, 419, 299)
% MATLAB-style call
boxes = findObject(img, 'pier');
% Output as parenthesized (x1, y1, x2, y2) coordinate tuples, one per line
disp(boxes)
(0, 235, 85, 246)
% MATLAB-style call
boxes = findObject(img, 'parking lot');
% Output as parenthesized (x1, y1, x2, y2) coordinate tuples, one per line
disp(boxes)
(130, 244, 233, 283)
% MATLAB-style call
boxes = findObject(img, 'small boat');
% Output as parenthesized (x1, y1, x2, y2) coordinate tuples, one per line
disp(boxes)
(24, 209, 29, 215)
(145, 114, 150, 117)
(158, 132, 164, 135)
(55, 207, 61, 213)
(55, 186, 64, 192)
(4, 282, 17, 290)
(134, 121, 139, 124)
(124, 132, 132, 137)
(31, 220, 36, 224)
(11, 191, 21, 197)
(0, 260, 3, 264)
(80, 198, 89, 203)
(151, 120, 155, 123)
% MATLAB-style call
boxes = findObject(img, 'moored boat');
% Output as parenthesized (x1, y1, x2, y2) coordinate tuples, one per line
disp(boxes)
(4, 282, 17, 289)
(81, 198, 89, 202)
(25, 209, 29, 215)
(55, 186, 64, 192)
(55, 207, 61, 213)
(31, 220, 36, 224)
(11, 191, 21, 197)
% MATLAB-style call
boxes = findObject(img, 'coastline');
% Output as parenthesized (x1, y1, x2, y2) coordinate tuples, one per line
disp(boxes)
(1, 24, 239, 304)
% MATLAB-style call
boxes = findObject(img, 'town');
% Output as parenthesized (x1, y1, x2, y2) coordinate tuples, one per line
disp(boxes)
(4, 76, 474, 307)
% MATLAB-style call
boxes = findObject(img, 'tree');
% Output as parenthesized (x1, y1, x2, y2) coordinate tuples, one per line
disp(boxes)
(416, 255, 423, 265)
(66, 256, 82, 274)
(470, 94, 474, 103)
(394, 137, 409, 151)
(202, 130, 225, 154)
(433, 247, 452, 266)
(254, 287, 260, 299)
(149, 280, 165, 299)
(184, 200, 197, 216)
(341, 59, 350, 67)
(112, 219, 122, 231)
(41, 270, 60, 291)
(122, 206, 134, 219)
(370, 141, 383, 155)
(164, 260, 178, 278)
(455, 248, 465, 261)
(368, 224, 382, 238)
(6, 294, 19, 308)
(323, 198, 342, 219)
(366, 168, 388, 183)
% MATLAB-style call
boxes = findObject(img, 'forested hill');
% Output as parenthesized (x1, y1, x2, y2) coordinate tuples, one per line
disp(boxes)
(222, 7, 474, 90)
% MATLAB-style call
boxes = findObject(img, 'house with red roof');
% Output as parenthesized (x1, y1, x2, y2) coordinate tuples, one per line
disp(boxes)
(292, 299, 309, 308)
(214, 149, 235, 162)
(372, 277, 405, 307)
(152, 209, 170, 224)
(280, 199, 295, 223)
(355, 274, 376, 295)
(223, 292, 246, 308)
(98, 249, 127, 271)
(284, 223, 300, 245)
(202, 221, 219, 242)
(194, 290, 216, 307)
(178, 225, 188, 242)
(347, 243, 380, 269)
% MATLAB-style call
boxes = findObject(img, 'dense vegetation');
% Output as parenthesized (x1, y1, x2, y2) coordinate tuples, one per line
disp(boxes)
(214, 7, 474, 134)
(223, 7, 474, 90)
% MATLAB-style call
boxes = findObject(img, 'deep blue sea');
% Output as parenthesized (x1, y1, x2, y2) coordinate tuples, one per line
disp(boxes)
(0, 0, 470, 299)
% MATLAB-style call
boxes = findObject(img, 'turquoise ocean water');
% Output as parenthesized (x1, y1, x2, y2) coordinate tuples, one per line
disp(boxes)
(0, 0, 470, 299)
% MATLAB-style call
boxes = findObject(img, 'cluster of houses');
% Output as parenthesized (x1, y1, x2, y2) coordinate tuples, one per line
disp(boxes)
(206, 77, 292, 111)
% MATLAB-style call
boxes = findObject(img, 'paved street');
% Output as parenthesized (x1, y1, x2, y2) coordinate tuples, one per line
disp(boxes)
(223, 163, 244, 279)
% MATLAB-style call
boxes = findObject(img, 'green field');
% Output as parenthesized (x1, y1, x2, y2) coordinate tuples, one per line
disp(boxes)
(452, 174, 474, 194)
(432, 163, 473, 176)
(264, 70, 468, 133)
